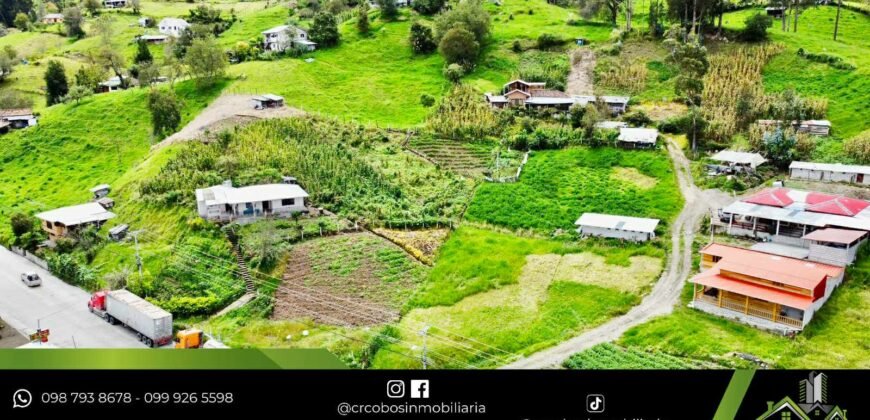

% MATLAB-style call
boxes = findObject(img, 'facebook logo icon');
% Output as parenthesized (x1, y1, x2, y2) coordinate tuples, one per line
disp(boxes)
(410, 380, 430, 399)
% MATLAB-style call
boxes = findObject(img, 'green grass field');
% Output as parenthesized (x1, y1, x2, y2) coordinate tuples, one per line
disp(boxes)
(0, 80, 226, 243)
(721, 6, 870, 138)
(466, 147, 682, 232)
(372, 226, 662, 368)
(564, 343, 710, 369)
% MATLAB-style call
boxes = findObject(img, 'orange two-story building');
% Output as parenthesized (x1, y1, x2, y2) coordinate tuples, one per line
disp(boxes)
(690, 243, 845, 334)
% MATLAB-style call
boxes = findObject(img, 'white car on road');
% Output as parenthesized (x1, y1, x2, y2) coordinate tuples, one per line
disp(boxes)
(20, 272, 42, 287)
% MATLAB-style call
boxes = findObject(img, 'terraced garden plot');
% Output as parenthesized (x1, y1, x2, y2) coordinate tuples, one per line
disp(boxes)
(406, 137, 493, 177)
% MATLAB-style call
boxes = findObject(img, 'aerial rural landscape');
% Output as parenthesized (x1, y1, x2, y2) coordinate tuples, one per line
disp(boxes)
(0, 0, 867, 371)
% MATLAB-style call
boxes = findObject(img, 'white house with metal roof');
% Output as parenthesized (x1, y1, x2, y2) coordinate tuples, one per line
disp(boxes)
(195, 180, 309, 222)
(789, 161, 870, 185)
(158, 18, 190, 37)
(617, 127, 658, 148)
(575, 213, 660, 242)
(262, 25, 315, 52)
(710, 150, 767, 169)
(36, 202, 116, 239)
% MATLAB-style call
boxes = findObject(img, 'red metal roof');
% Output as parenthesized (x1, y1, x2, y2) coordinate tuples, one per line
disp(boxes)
(802, 228, 867, 244)
(805, 195, 870, 216)
(743, 188, 793, 207)
(692, 272, 814, 309)
(700, 243, 843, 290)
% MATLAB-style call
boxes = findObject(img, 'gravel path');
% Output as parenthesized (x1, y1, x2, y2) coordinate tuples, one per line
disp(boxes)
(156, 94, 305, 148)
(502, 141, 732, 369)
(566, 49, 596, 96)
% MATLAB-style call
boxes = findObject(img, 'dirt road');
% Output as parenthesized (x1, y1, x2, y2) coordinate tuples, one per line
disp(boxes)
(156, 94, 305, 148)
(566, 49, 596, 96)
(502, 141, 731, 369)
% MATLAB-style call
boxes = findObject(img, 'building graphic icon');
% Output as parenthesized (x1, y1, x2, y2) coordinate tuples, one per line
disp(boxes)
(757, 372, 848, 420)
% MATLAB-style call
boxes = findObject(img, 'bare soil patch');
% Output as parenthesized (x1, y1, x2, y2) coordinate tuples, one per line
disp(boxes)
(272, 232, 427, 326)
(635, 102, 688, 121)
(372, 228, 450, 261)
(567, 49, 596, 96)
(157, 94, 305, 148)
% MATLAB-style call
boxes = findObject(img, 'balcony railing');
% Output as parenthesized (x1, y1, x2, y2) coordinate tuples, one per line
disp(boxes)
(693, 291, 803, 328)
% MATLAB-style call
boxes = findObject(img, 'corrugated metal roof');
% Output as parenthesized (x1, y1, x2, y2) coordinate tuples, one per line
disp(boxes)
(710, 150, 767, 166)
(575, 213, 660, 233)
(35, 202, 116, 226)
(790, 161, 870, 175)
(743, 188, 793, 207)
(802, 228, 867, 244)
(617, 128, 658, 144)
(196, 183, 309, 206)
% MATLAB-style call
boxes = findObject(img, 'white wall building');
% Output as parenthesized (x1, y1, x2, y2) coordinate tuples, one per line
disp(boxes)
(710, 150, 767, 169)
(575, 213, 660, 242)
(789, 161, 870, 185)
(262, 25, 315, 52)
(158, 18, 190, 38)
(617, 127, 658, 148)
(195, 181, 309, 222)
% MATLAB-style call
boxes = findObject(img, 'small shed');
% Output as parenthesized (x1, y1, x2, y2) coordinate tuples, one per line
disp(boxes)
(710, 150, 767, 169)
(108, 224, 129, 241)
(789, 161, 870, 185)
(0, 108, 38, 129)
(765, 7, 785, 18)
(42, 13, 64, 24)
(139, 17, 152, 27)
(575, 213, 660, 242)
(98, 76, 123, 93)
(137, 34, 168, 44)
(282, 176, 298, 185)
(252, 94, 285, 109)
(91, 184, 111, 199)
(617, 127, 658, 148)
(600, 95, 630, 114)
(798, 120, 831, 136)
(802, 228, 867, 266)
(97, 197, 115, 209)
(36, 202, 116, 239)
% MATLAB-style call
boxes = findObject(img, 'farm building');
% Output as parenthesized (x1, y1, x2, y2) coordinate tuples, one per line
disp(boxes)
(42, 13, 64, 24)
(136, 34, 169, 44)
(616, 127, 658, 148)
(575, 213, 660, 242)
(36, 202, 117, 240)
(98, 76, 123, 93)
(789, 161, 870, 185)
(484, 80, 629, 114)
(690, 243, 845, 333)
(710, 150, 767, 169)
(717, 188, 870, 248)
(0, 108, 38, 130)
(90, 184, 111, 199)
(195, 180, 309, 223)
(801, 228, 867, 266)
(262, 25, 315, 52)
(595, 121, 628, 129)
(158, 18, 190, 37)
(757, 119, 832, 136)
(765, 6, 785, 18)
(103, 0, 126, 8)
(252, 94, 284, 109)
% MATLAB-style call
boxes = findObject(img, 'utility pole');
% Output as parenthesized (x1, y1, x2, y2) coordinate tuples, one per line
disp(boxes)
(419, 325, 430, 370)
(131, 230, 144, 278)
(833, 0, 842, 40)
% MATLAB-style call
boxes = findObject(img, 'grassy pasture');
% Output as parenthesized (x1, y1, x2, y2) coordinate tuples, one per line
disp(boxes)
(466, 147, 682, 232)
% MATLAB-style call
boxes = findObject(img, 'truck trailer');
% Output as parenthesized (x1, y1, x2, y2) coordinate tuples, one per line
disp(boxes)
(88, 290, 173, 347)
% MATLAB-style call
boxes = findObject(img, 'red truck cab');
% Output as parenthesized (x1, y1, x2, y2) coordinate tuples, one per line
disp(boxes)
(88, 291, 108, 312)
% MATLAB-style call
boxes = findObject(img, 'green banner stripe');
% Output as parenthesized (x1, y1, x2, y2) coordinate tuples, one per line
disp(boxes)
(0, 349, 346, 370)
(714, 369, 756, 420)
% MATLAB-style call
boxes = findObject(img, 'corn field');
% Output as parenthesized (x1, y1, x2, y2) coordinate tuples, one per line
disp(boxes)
(597, 61, 648, 94)
(139, 117, 474, 223)
(427, 85, 503, 141)
(702, 44, 784, 142)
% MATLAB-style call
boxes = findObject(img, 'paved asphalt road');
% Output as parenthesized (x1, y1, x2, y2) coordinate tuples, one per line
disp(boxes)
(0, 247, 144, 348)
